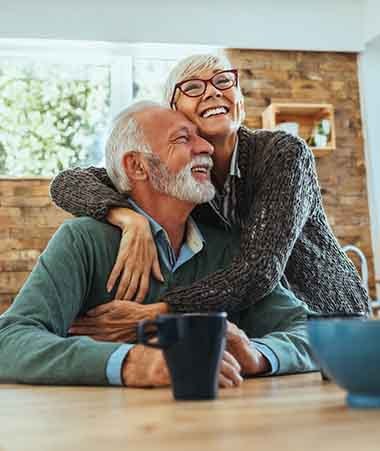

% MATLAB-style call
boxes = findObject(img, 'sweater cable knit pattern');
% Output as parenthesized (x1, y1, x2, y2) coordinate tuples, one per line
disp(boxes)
(50, 127, 370, 315)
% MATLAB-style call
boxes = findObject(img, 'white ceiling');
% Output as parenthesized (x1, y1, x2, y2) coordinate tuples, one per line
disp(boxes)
(0, 0, 378, 52)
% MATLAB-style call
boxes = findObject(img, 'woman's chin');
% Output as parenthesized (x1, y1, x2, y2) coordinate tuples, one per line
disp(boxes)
(199, 122, 236, 139)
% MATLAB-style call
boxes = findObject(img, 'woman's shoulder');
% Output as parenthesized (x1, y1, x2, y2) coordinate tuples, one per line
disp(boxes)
(238, 126, 314, 163)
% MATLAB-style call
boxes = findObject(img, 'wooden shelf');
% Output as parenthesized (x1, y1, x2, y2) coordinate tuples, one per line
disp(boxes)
(310, 147, 334, 157)
(262, 102, 336, 158)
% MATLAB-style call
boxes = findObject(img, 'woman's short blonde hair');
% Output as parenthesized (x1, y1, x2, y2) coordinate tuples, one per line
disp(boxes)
(163, 53, 235, 108)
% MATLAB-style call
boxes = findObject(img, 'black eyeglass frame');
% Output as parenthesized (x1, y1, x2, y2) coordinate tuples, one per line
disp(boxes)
(170, 69, 239, 109)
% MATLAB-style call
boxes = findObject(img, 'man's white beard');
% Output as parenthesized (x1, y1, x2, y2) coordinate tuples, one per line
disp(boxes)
(147, 155, 215, 204)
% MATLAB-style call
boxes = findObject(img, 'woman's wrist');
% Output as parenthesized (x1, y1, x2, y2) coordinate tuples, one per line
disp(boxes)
(107, 207, 148, 230)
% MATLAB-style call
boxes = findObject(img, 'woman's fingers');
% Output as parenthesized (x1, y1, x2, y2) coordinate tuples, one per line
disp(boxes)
(107, 232, 136, 293)
(115, 265, 133, 300)
(124, 271, 142, 301)
(107, 255, 125, 293)
(133, 239, 157, 302)
(107, 265, 122, 294)
(107, 221, 163, 301)
(135, 269, 150, 303)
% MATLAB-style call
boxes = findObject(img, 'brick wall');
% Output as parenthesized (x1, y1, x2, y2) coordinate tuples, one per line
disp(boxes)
(0, 179, 71, 313)
(0, 49, 376, 313)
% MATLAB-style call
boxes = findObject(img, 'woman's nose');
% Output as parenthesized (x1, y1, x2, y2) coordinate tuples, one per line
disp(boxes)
(202, 82, 223, 100)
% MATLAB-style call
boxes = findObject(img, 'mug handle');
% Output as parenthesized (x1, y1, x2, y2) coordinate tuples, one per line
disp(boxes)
(137, 319, 163, 349)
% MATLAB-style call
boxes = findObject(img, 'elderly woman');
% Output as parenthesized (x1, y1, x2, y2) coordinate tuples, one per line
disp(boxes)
(50, 53, 369, 319)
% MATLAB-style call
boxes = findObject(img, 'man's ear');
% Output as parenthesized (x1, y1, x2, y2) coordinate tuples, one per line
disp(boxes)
(122, 152, 148, 182)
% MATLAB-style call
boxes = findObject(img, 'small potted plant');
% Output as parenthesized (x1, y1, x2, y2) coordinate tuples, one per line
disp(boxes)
(307, 119, 331, 147)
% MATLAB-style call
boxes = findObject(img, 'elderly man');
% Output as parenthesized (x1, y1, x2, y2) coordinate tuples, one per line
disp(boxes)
(0, 102, 316, 387)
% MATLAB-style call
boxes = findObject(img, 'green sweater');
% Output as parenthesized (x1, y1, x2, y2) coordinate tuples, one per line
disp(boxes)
(0, 218, 316, 386)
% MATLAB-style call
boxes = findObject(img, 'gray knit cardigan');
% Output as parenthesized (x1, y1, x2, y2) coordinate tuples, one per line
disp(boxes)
(50, 127, 370, 314)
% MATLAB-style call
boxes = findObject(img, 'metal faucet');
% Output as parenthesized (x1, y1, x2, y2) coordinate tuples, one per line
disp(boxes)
(342, 245, 369, 293)
(343, 244, 380, 311)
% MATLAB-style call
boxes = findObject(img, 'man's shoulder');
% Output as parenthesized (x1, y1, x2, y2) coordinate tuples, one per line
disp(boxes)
(56, 217, 121, 244)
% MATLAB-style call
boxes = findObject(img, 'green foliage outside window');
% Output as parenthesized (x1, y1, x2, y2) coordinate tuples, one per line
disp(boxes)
(0, 61, 110, 176)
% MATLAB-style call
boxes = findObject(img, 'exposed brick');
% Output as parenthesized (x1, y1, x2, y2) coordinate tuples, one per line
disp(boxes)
(0, 272, 30, 294)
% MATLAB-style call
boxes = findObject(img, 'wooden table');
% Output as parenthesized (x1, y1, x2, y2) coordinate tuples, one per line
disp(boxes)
(1, 372, 379, 451)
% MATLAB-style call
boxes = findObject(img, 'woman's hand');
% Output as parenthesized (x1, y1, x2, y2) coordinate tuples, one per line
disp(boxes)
(106, 208, 164, 301)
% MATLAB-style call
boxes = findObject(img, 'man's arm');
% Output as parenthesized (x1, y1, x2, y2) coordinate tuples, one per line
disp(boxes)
(0, 221, 123, 385)
(235, 283, 318, 375)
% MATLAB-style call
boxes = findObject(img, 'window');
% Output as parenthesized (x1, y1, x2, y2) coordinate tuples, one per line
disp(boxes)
(0, 58, 110, 176)
(133, 57, 178, 103)
(0, 41, 215, 177)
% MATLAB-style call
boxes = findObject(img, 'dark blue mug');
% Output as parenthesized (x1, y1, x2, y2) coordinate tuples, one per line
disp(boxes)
(138, 312, 227, 400)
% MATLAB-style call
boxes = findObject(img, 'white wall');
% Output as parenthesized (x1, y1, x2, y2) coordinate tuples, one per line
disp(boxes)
(359, 35, 380, 297)
(0, 0, 365, 51)
(364, 0, 380, 44)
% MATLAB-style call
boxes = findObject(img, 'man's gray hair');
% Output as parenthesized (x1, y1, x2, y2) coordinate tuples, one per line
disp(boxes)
(105, 101, 161, 193)
(163, 53, 234, 108)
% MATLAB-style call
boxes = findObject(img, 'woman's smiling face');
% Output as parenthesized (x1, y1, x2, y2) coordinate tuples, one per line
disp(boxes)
(173, 67, 245, 140)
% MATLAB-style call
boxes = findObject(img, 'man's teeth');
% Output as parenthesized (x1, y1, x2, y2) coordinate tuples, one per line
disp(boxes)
(202, 107, 228, 118)
(192, 167, 209, 173)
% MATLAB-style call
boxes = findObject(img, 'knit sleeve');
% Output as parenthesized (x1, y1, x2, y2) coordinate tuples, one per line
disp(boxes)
(163, 135, 318, 313)
(49, 166, 131, 221)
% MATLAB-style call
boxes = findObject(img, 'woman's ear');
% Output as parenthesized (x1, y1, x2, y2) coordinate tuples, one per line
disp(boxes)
(122, 152, 148, 183)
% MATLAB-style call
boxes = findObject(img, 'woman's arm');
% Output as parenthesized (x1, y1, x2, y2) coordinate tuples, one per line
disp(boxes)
(49, 166, 131, 220)
(161, 135, 317, 313)
(50, 167, 163, 299)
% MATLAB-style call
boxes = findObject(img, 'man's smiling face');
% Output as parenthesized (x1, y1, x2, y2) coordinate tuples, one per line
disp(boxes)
(137, 108, 216, 204)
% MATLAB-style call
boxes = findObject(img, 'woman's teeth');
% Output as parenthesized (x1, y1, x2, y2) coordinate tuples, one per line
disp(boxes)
(201, 107, 228, 118)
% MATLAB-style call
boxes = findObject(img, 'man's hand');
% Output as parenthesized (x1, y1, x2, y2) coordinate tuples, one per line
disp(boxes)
(226, 321, 270, 376)
(220, 350, 243, 388)
(122, 345, 170, 387)
(123, 346, 243, 388)
(68, 300, 169, 342)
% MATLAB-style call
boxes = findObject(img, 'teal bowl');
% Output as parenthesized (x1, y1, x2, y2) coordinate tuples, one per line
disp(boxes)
(307, 318, 380, 408)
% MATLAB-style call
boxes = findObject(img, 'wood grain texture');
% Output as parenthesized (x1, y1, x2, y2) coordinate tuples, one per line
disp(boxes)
(0, 373, 379, 451)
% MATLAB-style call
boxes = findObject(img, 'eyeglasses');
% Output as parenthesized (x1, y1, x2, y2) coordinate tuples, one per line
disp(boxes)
(170, 69, 239, 108)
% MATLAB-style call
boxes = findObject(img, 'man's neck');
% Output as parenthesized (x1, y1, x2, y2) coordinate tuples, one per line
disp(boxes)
(130, 191, 194, 256)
